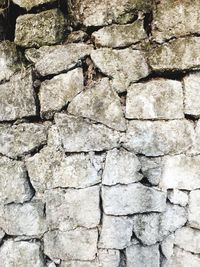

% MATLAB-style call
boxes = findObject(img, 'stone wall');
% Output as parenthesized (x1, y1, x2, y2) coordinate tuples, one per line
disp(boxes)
(0, 0, 200, 266)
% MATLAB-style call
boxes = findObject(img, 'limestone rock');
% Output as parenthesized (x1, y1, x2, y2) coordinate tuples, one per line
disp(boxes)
(188, 190, 200, 229)
(126, 244, 160, 267)
(68, 78, 126, 131)
(0, 156, 33, 204)
(161, 234, 175, 260)
(92, 20, 147, 48)
(122, 120, 194, 156)
(188, 120, 200, 155)
(55, 113, 121, 152)
(91, 48, 150, 93)
(44, 228, 98, 261)
(99, 215, 133, 249)
(0, 123, 47, 158)
(25, 43, 92, 76)
(183, 72, 200, 117)
(0, 228, 5, 243)
(126, 79, 184, 119)
(60, 261, 95, 267)
(13, 0, 56, 10)
(0, 240, 44, 267)
(0, 201, 47, 236)
(160, 155, 200, 190)
(68, 0, 152, 26)
(40, 68, 84, 119)
(102, 183, 166, 215)
(149, 37, 200, 71)
(15, 9, 65, 47)
(66, 30, 88, 43)
(168, 189, 188, 207)
(152, 0, 200, 43)
(47, 125, 62, 148)
(0, 69, 36, 121)
(46, 186, 100, 231)
(26, 146, 101, 193)
(102, 148, 142, 185)
(98, 249, 120, 267)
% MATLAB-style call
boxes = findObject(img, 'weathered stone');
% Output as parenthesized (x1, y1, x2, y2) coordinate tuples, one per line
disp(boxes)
(149, 37, 200, 71)
(168, 189, 188, 207)
(139, 156, 162, 185)
(126, 79, 184, 119)
(98, 249, 120, 267)
(55, 113, 121, 152)
(152, 0, 200, 43)
(46, 186, 100, 231)
(47, 125, 62, 148)
(92, 20, 147, 48)
(68, 78, 126, 131)
(0, 240, 44, 267)
(102, 183, 166, 215)
(132, 204, 187, 245)
(188, 190, 200, 229)
(26, 146, 101, 193)
(183, 72, 200, 117)
(91, 48, 150, 93)
(15, 9, 65, 47)
(99, 215, 133, 249)
(44, 228, 98, 261)
(25, 43, 92, 76)
(126, 244, 160, 267)
(160, 155, 200, 190)
(69, 0, 152, 26)
(40, 68, 84, 119)
(0, 69, 36, 121)
(0, 41, 20, 82)
(0, 228, 5, 243)
(0, 123, 47, 158)
(122, 120, 194, 156)
(0, 201, 47, 236)
(174, 227, 200, 254)
(102, 148, 142, 185)
(0, 156, 33, 204)
(13, 0, 55, 10)
(60, 261, 95, 267)
(66, 30, 89, 43)
(188, 120, 200, 155)
(161, 234, 175, 260)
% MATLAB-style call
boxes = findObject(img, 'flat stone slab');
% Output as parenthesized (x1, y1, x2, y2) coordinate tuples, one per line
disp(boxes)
(168, 189, 188, 207)
(13, 0, 56, 10)
(188, 190, 200, 229)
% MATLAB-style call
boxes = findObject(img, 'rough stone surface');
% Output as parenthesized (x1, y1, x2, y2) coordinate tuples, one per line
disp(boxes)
(40, 68, 84, 118)
(60, 261, 95, 267)
(188, 190, 200, 229)
(91, 48, 150, 93)
(102, 183, 166, 215)
(168, 189, 188, 207)
(122, 120, 194, 156)
(161, 234, 175, 260)
(189, 119, 200, 155)
(13, 0, 55, 10)
(126, 79, 184, 119)
(15, 9, 65, 47)
(98, 249, 120, 267)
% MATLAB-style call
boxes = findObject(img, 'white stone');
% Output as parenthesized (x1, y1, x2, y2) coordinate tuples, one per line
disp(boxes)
(188, 120, 200, 155)
(0, 228, 5, 243)
(102, 183, 166, 215)
(161, 234, 175, 260)
(91, 48, 150, 93)
(60, 261, 95, 267)
(13, 0, 55, 10)
(68, 78, 126, 131)
(47, 125, 62, 148)
(98, 249, 120, 267)
(188, 190, 200, 229)
(126, 79, 184, 119)
(168, 189, 188, 206)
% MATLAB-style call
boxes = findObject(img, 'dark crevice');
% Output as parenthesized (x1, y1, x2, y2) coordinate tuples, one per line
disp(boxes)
(25, 170, 36, 201)
(24, 0, 59, 14)
(144, 11, 153, 37)
(184, 114, 200, 122)
(136, 70, 186, 83)
(119, 249, 126, 267)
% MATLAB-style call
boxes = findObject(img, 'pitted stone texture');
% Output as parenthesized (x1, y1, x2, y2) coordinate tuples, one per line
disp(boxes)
(99, 215, 133, 249)
(152, 0, 200, 43)
(122, 120, 194, 156)
(69, 0, 152, 26)
(102, 148, 142, 185)
(46, 186, 100, 231)
(98, 249, 120, 267)
(183, 72, 200, 117)
(0, 240, 44, 267)
(44, 228, 98, 261)
(189, 120, 200, 155)
(102, 183, 166, 215)
(68, 78, 126, 131)
(161, 234, 175, 260)
(132, 204, 187, 245)
(0, 156, 33, 204)
(15, 9, 65, 47)
(25, 43, 92, 76)
(0, 69, 36, 121)
(188, 190, 200, 229)
(60, 261, 95, 267)
(47, 125, 62, 148)
(0, 201, 47, 236)
(126, 244, 160, 267)
(91, 48, 150, 93)
(26, 146, 101, 193)
(0, 123, 47, 158)
(168, 189, 188, 207)
(126, 79, 184, 119)
(0, 41, 20, 82)
(160, 155, 200, 190)
(13, 0, 56, 10)
(55, 113, 121, 152)
(40, 68, 84, 119)
(149, 37, 200, 71)
(92, 20, 147, 48)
